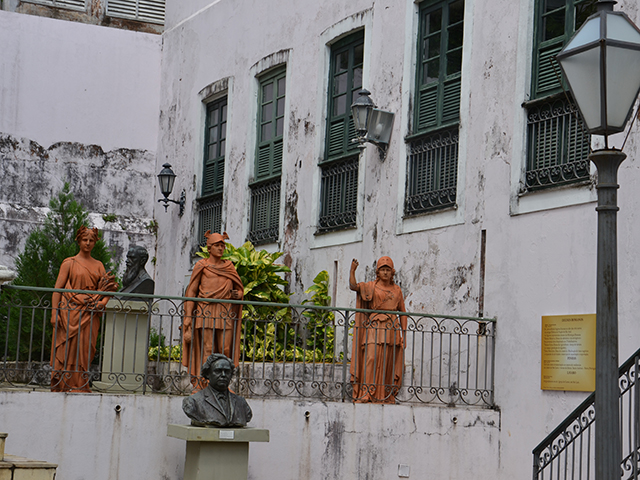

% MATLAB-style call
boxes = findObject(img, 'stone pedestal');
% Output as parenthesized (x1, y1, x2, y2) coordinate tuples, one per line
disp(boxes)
(167, 425, 269, 480)
(93, 299, 151, 393)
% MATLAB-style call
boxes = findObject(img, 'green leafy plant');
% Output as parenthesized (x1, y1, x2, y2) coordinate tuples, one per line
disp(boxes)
(300, 270, 336, 362)
(102, 213, 118, 223)
(0, 183, 118, 361)
(148, 327, 181, 362)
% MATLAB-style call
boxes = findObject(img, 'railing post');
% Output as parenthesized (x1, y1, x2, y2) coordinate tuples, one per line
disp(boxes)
(341, 310, 350, 402)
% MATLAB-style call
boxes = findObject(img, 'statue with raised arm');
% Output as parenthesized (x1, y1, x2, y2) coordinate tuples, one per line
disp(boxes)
(349, 256, 407, 404)
(182, 353, 252, 427)
(50, 226, 119, 392)
(182, 232, 244, 390)
(121, 245, 154, 296)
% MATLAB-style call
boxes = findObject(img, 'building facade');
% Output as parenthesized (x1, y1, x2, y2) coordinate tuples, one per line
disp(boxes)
(1, 0, 640, 478)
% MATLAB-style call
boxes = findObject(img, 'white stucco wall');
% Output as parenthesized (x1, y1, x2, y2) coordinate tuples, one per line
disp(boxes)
(0, 390, 500, 480)
(152, 0, 640, 479)
(0, 9, 162, 275)
(0, 9, 161, 152)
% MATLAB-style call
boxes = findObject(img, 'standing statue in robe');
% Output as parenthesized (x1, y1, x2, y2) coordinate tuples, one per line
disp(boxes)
(182, 232, 244, 390)
(50, 226, 118, 392)
(349, 256, 407, 404)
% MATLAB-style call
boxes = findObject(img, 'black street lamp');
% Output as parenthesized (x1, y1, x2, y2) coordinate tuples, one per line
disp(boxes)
(556, 2, 640, 479)
(157, 163, 186, 216)
(351, 89, 395, 160)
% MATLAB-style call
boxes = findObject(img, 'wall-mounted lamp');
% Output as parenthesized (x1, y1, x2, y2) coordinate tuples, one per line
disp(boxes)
(351, 89, 395, 160)
(157, 163, 186, 216)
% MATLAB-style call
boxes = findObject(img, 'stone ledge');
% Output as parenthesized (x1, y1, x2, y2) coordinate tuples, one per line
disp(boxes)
(167, 424, 269, 443)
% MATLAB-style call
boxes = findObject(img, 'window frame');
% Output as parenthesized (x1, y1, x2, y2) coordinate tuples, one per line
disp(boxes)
(413, 0, 464, 135)
(196, 95, 227, 243)
(248, 67, 287, 245)
(316, 29, 365, 235)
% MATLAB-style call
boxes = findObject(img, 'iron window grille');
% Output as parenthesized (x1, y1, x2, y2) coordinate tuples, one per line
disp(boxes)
(247, 179, 281, 245)
(106, 0, 165, 25)
(524, 95, 591, 192)
(318, 156, 359, 233)
(197, 195, 223, 247)
(405, 127, 458, 215)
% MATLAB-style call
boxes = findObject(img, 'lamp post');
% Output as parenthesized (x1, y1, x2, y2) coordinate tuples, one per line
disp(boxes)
(350, 89, 395, 160)
(157, 163, 186, 216)
(556, 2, 640, 479)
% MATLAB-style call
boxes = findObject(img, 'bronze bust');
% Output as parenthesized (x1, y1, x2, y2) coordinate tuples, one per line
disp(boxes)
(121, 245, 154, 295)
(182, 354, 252, 428)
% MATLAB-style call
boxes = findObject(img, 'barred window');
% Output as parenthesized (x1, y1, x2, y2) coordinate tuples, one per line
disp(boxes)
(248, 68, 286, 245)
(525, 0, 596, 192)
(316, 31, 364, 233)
(405, 128, 458, 216)
(197, 97, 227, 243)
(405, 0, 464, 216)
(106, 0, 165, 25)
(524, 95, 591, 192)
(248, 179, 281, 245)
(318, 156, 359, 233)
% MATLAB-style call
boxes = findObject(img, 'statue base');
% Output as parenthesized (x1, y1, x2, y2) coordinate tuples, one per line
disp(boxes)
(167, 425, 269, 480)
(93, 300, 151, 393)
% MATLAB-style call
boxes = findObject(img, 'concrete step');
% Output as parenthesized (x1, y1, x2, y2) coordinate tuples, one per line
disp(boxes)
(0, 433, 57, 480)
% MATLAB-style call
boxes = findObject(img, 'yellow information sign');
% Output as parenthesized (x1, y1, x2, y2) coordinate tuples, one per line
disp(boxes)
(541, 314, 596, 392)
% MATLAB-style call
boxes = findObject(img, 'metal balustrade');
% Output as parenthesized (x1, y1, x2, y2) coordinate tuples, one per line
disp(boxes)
(533, 346, 640, 480)
(0, 285, 495, 407)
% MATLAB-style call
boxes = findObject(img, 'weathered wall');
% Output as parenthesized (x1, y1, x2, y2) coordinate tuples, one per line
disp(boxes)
(154, 0, 640, 479)
(0, 10, 161, 276)
(0, 390, 500, 480)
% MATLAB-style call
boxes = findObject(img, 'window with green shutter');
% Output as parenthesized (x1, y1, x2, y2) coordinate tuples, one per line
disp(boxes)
(405, 0, 463, 216)
(524, 0, 596, 193)
(414, 0, 463, 133)
(249, 68, 285, 244)
(197, 96, 227, 243)
(318, 30, 364, 233)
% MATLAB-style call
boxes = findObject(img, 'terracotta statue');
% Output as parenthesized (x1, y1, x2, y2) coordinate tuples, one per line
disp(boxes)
(121, 245, 154, 295)
(50, 226, 118, 392)
(349, 257, 407, 404)
(182, 353, 252, 427)
(182, 231, 244, 390)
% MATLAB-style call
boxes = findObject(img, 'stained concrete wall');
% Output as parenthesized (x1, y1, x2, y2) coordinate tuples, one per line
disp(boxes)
(0, 10, 161, 275)
(0, 390, 500, 480)
(153, 0, 640, 479)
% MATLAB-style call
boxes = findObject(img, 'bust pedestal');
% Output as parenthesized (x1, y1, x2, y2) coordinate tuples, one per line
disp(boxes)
(167, 425, 269, 480)
(93, 299, 151, 393)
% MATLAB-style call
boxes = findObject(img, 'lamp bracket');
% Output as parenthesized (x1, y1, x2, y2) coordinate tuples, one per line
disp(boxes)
(158, 189, 186, 217)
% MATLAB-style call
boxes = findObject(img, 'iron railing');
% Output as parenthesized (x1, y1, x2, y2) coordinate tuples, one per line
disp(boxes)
(524, 95, 591, 192)
(533, 345, 640, 480)
(0, 285, 495, 406)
